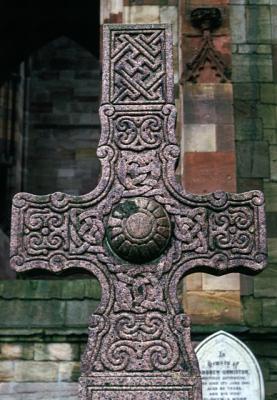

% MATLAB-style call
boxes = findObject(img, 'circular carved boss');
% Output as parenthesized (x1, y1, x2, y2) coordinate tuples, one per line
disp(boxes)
(106, 197, 171, 263)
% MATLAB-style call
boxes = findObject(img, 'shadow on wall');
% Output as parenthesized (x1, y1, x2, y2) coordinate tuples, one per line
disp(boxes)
(0, 229, 15, 278)
(25, 36, 101, 196)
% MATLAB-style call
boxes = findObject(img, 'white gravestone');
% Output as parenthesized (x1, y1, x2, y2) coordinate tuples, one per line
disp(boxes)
(196, 331, 265, 400)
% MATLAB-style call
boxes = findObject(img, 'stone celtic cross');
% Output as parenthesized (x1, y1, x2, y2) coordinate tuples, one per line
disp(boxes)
(10, 24, 267, 400)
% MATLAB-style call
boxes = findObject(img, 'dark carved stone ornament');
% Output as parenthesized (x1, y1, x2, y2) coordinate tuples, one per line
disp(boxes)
(185, 8, 231, 83)
(10, 25, 267, 400)
(106, 197, 171, 263)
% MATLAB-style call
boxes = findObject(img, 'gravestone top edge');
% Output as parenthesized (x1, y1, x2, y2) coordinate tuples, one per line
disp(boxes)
(196, 330, 265, 400)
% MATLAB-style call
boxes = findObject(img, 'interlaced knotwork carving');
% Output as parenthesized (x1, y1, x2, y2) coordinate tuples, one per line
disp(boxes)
(111, 30, 166, 104)
(69, 209, 105, 255)
(10, 24, 267, 400)
(114, 271, 166, 313)
(175, 207, 207, 254)
(117, 150, 161, 194)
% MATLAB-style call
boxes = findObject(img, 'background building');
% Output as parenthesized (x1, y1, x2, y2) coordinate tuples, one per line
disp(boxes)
(0, 1, 276, 399)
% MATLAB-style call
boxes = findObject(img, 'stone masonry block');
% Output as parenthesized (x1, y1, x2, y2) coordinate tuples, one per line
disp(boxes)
(14, 361, 59, 382)
(237, 141, 269, 178)
(267, 212, 277, 237)
(238, 178, 264, 193)
(0, 299, 66, 328)
(268, 238, 277, 263)
(258, 104, 276, 128)
(230, 5, 246, 43)
(65, 300, 99, 327)
(160, 6, 178, 45)
(263, 299, 277, 327)
(58, 362, 80, 382)
(183, 124, 216, 152)
(184, 291, 242, 324)
(0, 344, 33, 361)
(246, 5, 272, 43)
(264, 129, 277, 145)
(202, 273, 240, 291)
(184, 151, 236, 193)
(261, 83, 277, 103)
(235, 118, 263, 141)
(123, 5, 160, 23)
(272, 5, 277, 41)
(264, 182, 277, 211)
(233, 83, 259, 100)
(34, 343, 79, 361)
(216, 124, 235, 151)
(0, 280, 101, 300)
(0, 382, 79, 400)
(242, 296, 262, 327)
(232, 54, 273, 82)
(30, 300, 66, 328)
(61, 280, 101, 300)
(185, 273, 202, 291)
(270, 145, 277, 180)
(0, 362, 15, 382)
(254, 265, 277, 298)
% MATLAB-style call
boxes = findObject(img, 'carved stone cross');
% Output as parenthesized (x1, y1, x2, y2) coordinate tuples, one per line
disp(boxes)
(10, 24, 267, 400)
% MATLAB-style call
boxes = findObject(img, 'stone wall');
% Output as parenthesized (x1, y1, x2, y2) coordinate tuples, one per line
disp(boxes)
(180, 0, 242, 324)
(0, 280, 100, 399)
(230, 1, 277, 399)
(25, 37, 101, 196)
(0, 64, 24, 278)
(0, 65, 25, 236)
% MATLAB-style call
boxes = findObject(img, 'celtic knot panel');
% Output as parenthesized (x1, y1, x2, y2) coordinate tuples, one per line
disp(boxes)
(113, 270, 166, 313)
(209, 207, 254, 254)
(99, 312, 180, 372)
(114, 115, 163, 150)
(110, 29, 166, 104)
(23, 208, 68, 256)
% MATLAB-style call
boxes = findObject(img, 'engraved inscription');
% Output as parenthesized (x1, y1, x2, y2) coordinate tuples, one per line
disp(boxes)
(196, 331, 265, 400)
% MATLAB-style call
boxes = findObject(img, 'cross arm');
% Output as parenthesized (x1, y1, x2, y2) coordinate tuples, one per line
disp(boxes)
(160, 186, 266, 277)
(10, 185, 114, 275)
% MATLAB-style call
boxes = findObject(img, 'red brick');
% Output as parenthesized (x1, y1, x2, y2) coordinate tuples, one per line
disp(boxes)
(213, 36, 231, 58)
(183, 151, 236, 193)
(109, 13, 123, 23)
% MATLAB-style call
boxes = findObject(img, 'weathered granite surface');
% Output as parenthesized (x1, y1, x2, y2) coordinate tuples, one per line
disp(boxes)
(10, 24, 267, 400)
